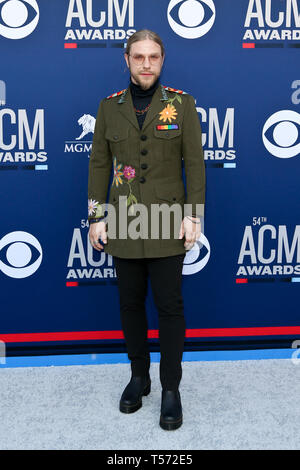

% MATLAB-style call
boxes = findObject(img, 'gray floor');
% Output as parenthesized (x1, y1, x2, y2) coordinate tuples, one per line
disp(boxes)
(0, 358, 300, 449)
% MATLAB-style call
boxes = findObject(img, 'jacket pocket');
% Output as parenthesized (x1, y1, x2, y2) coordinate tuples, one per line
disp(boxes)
(153, 182, 185, 238)
(153, 127, 182, 162)
(153, 128, 181, 140)
(105, 128, 129, 158)
(105, 128, 129, 142)
(154, 182, 185, 203)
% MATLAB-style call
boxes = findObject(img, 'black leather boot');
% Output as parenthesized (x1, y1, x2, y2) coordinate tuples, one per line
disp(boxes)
(119, 375, 151, 413)
(159, 390, 183, 430)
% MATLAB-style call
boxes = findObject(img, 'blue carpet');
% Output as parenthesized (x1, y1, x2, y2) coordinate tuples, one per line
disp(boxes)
(0, 348, 296, 368)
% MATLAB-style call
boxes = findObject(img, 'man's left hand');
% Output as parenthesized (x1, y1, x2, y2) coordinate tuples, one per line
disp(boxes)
(178, 216, 201, 250)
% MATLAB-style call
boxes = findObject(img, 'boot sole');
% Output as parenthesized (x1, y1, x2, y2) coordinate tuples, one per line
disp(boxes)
(159, 415, 183, 430)
(119, 382, 151, 414)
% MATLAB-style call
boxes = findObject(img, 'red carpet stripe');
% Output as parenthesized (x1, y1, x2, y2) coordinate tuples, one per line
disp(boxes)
(0, 326, 300, 343)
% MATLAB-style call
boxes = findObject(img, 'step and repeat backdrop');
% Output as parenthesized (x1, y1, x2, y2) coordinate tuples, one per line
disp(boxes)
(0, 0, 300, 355)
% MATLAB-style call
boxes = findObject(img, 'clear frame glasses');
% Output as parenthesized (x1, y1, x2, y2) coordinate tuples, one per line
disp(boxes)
(128, 53, 162, 66)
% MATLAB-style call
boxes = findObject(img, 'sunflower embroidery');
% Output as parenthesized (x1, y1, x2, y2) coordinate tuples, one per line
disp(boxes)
(159, 104, 178, 123)
(113, 156, 123, 187)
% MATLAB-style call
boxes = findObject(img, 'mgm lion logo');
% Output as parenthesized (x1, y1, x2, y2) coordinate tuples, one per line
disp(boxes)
(76, 114, 96, 140)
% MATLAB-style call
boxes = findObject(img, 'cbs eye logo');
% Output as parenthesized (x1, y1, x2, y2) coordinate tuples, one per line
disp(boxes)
(167, 0, 216, 39)
(0, 231, 42, 278)
(182, 232, 210, 275)
(262, 110, 300, 159)
(0, 0, 39, 39)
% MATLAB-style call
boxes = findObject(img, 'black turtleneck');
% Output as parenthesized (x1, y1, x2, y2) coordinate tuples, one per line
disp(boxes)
(129, 77, 160, 129)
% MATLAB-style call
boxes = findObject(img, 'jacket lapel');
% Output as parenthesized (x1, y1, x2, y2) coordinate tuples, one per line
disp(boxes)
(141, 84, 168, 132)
(117, 88, 140, 131)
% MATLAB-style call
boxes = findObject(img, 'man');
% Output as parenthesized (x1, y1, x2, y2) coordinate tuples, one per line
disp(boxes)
(88, 29, 205, 431)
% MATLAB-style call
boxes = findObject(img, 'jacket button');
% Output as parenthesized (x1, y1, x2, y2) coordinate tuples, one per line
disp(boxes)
(141, 149, 148, 156)
(141, 163, 147, 170)
(113, 135, 119, 140)
(140, 135, 147, 141)
(139, 177, 146, 183)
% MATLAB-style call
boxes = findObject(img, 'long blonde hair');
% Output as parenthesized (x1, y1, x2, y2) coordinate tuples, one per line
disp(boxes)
(125, 29, 165, 57)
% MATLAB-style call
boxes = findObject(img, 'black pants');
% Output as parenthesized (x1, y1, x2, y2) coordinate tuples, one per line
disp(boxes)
(113, 254, 186, 391)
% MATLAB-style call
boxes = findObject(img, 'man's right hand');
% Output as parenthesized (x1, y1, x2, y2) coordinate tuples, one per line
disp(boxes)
(88, 220, 107, 251)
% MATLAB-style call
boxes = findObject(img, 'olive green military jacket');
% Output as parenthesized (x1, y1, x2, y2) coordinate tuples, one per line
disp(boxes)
(88, 83, 206, 259)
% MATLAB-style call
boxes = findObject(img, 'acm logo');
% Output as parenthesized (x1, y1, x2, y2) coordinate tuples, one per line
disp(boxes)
(65, 0, 136, 41)
(196, 105, 236, 162)
(237, 223, 300, 277)
(0, 81, 47, 166)
(243, 0, 300, 41)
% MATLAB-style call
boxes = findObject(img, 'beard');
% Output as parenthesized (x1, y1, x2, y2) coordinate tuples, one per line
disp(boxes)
(130, 69, 160, 90)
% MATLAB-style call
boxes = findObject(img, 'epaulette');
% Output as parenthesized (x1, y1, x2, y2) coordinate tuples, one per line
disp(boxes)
(163, 86, 187, 95)
(106, 89, 126, 100)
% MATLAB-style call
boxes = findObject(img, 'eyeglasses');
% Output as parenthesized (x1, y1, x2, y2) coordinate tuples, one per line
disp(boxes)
(128, 53, 162, 66)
